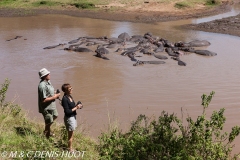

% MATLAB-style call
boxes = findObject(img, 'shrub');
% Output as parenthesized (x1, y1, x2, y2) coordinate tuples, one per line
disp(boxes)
(32, 0, 60, 7)
(205, 0, 221, 5)
(71, 2, 95, 9)
(98, 91, 240, 159)
(174, 2, 190, 9)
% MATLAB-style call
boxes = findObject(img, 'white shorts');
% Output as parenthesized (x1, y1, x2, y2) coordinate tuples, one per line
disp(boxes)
(64, 116, 77, 131)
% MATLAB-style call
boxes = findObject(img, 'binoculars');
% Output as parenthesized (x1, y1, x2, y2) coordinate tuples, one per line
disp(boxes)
(56, 89, 60, 94)
(76, 101, 83, 109)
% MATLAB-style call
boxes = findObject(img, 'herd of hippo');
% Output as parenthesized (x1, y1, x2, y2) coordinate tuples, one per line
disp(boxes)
(42, 32, 217, 66)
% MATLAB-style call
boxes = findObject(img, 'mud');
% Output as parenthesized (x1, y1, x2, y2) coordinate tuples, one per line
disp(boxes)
(185, 13, 240, 37)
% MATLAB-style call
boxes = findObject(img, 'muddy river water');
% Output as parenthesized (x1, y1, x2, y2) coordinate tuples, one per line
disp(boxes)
(1, 5, 240, 152)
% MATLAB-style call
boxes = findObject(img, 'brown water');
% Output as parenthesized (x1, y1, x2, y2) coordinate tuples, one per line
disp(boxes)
(1, 7, 240, 153)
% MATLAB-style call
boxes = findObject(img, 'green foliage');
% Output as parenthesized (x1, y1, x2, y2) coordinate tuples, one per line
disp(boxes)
(0, 79, 22, 116)
(205, 0, 221, 6)
(98, 91, 240, 159)
(32, 0, 60, 7)
(0, 78, 10, 106)
(174, 1, 190, 9)
(71, 2, 95, 9)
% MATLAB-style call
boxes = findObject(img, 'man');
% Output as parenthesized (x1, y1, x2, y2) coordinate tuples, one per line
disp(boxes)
(38, 68, 61, 138)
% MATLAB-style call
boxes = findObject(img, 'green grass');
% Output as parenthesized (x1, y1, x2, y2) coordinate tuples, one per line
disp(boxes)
(0, 0, 17, 7)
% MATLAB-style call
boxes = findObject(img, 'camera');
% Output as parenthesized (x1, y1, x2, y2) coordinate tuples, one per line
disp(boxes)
(76, 101, 83, 109)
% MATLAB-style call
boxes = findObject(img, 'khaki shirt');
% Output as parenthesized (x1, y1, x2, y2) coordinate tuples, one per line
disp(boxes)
(38, 80, 56, 113)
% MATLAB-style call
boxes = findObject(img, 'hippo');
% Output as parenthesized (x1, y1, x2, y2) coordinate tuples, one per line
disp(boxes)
(130, 36, 145, 43)
(94, 53, 109, 60)
(153, 46, 164, 53)
(128, 53, 137, 61)
(74, 47, 93, 52)
(6, 36, 23, 41)
(189, 40, 211, 47)
(178, 47, 195, 53)
(68, 43, 82, 49)
(194, 50, 217, 56)
(171, 57, 186, 66)
(68, 38, 81, 44)
(125, 45, 141, 51)
(43, 43, 66, 49)
(118, 32, 131, 41)
(160, 38, 174, 48)
(175, 40, 211, 47)
(95, 46, 110, 60)
(165, 48, 178, 57)
(154, 41, 164, 48)
(133, 60, 166, 66)
(121, 50, 136, 56)
(106, 43, 119, 48)
(84, 36, 98, 39)
(131, 35, 144, 38)
(152, 53, 168, 60)
(144, 32, 153, 38)
(64, 47, 92, 52)
(86, 42, 96, 46)
(144, 34, 155, 43)
(140, 49, 152, 55)
(96, 46, 109, 54)
(57, 32, 218, 67)
(108, 37, 124, 44)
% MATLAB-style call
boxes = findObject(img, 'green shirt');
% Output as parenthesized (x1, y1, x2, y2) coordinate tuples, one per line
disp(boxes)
(38, 80, 56, 113)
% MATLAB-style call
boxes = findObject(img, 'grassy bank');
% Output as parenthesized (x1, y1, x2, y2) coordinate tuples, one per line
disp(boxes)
(0, 0, 225, 11)
(0, 79, 99, 159)
(1, 78, 240, 159)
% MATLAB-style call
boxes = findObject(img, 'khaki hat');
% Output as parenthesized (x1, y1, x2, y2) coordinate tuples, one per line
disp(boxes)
(39, 68, 50, 78)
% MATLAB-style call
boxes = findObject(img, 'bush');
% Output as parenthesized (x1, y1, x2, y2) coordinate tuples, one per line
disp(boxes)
(98, 91, 240, 159)
(205, 0, 221, 5)
(32, 0, 60, 7)
(174, 2, 190, 9)
(72, 2, 95, 9)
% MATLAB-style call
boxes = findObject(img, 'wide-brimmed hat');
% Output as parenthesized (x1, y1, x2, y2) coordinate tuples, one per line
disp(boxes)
(39, 68, 50, 78)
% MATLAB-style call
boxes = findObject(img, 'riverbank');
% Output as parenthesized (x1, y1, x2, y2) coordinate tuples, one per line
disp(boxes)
(185, 12, 240, 37)
(1, 0, 240, 37)
(0, 1, 234, 23)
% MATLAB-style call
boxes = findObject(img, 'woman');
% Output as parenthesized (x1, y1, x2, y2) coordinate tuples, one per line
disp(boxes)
(61, 83, 83, 152)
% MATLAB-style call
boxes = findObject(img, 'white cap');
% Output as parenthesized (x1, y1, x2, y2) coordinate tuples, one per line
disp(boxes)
(39, 68, 50, 78)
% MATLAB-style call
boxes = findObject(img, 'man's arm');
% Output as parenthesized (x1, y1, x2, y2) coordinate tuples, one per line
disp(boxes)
(42, 93, 60, 103)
